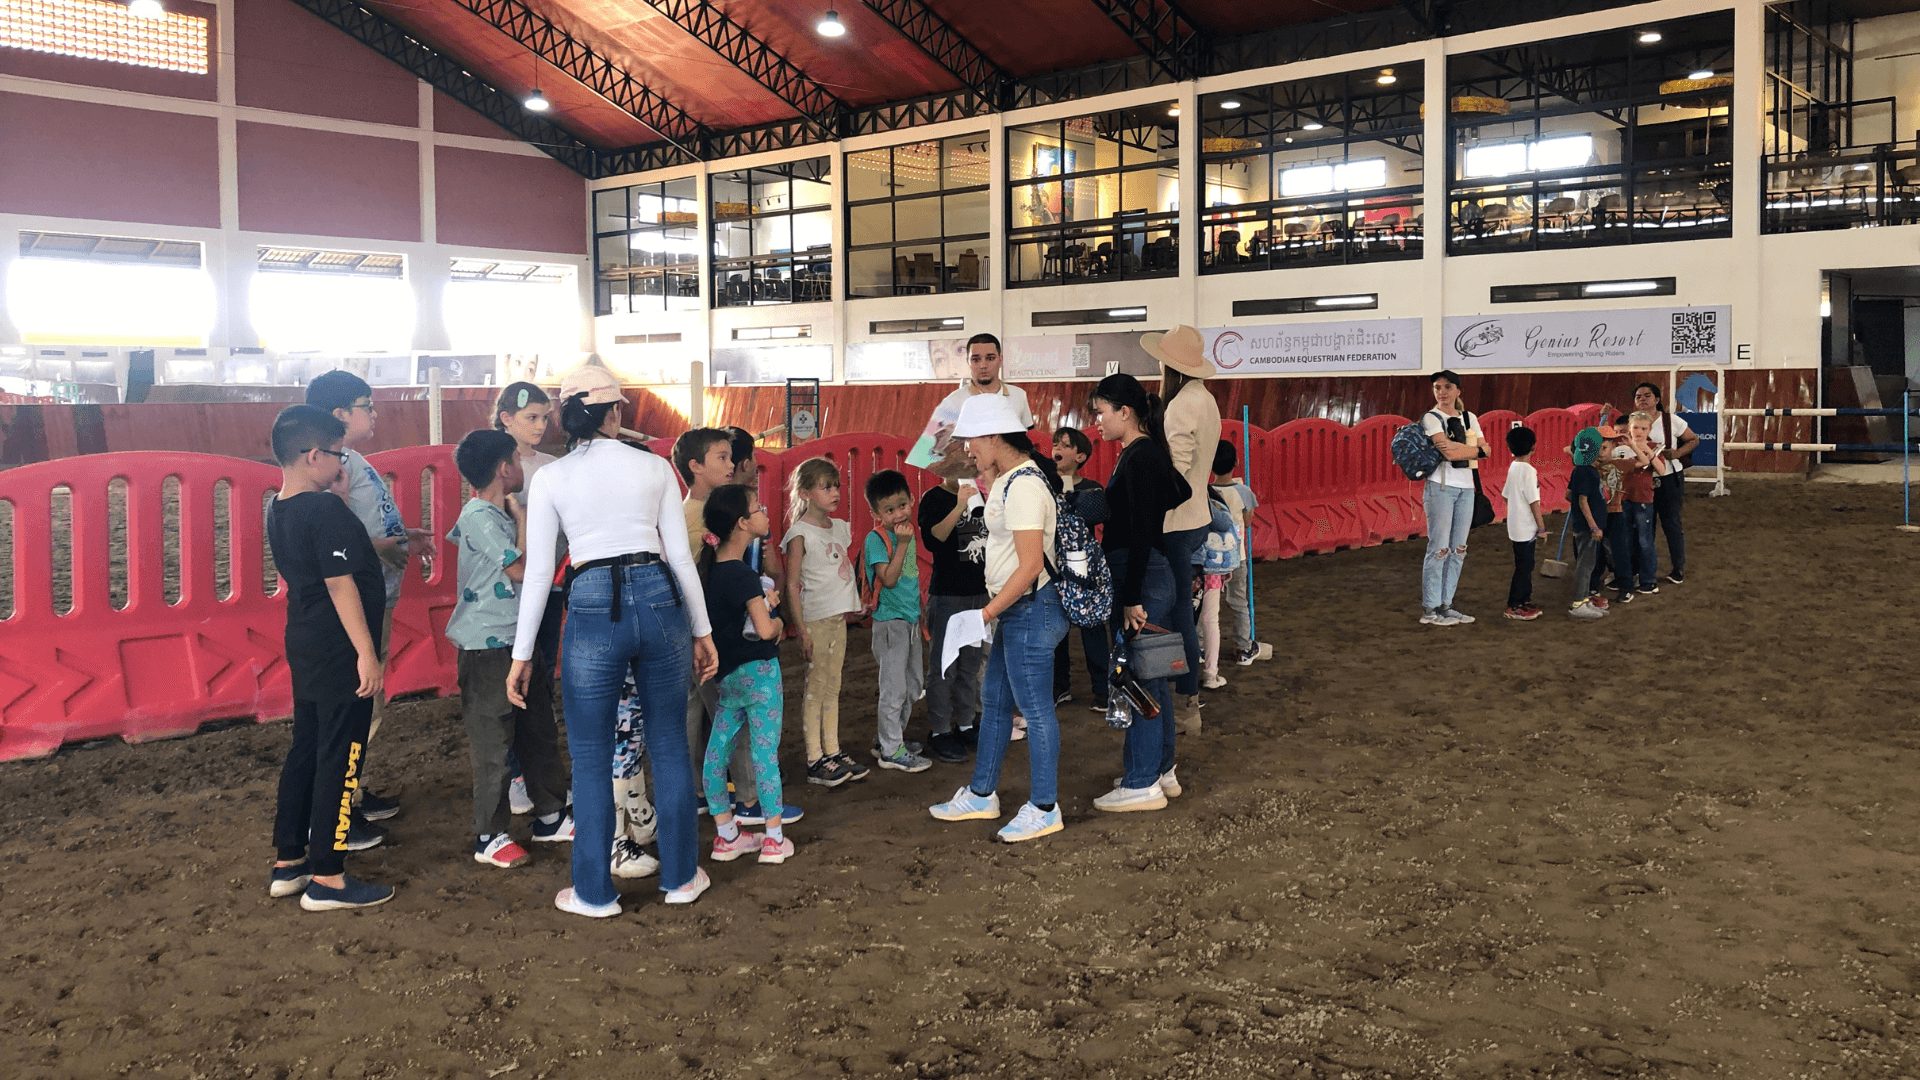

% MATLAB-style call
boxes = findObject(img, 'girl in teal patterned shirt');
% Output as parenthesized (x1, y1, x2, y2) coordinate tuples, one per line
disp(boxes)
(698, 485, 793, 865)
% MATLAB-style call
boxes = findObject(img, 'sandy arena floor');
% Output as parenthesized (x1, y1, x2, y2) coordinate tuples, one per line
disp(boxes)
(3, 480, 1919, 1078)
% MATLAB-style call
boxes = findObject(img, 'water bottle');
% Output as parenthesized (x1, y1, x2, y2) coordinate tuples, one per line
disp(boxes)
(1105, 638, 1133, 730)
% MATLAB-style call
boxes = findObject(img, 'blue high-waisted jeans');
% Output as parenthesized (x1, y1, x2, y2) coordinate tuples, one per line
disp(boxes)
(1108, 548, 1178, 789)
(969, 584, 1069, 807)
(562, 563, 697, 904)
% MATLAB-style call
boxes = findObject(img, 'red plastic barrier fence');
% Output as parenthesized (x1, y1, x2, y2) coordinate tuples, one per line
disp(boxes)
(1525, 408, 1581, 514)
(1350, 415, 1425, 545)
(1476, 409, 1522, 521)
(365, 446, 464, 701)
(1264, 419, 1365, 557)
(0, 452, 291, 761)
(776, 435, 935, 606)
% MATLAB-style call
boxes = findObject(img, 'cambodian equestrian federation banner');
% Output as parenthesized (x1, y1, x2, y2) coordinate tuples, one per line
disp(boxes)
(1202, 319, 1422, 377)
(1442, 306, 1732, 368)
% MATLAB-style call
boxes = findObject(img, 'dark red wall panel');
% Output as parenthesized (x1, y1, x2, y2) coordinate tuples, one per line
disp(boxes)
(0, 94, 219, 227)
(236, 122, 420, 241)
(434, 146, 586, 255)
(234, 0, 418, 127)
(432, 90, 512, 140)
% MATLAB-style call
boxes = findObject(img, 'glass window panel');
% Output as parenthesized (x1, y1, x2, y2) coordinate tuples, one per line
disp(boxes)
(1281, 163, 1335, 197)
(949, 243, 986, 290)
(1009, 121, 1062, 182)
(942, 189, 988, 237)
(890, 141, 940, 198)
(1462, 143, 1528, 179)
(1066, 174, 1107, 222)
(713, 219, 752, 260)
(597, 233, 632, 270)
(1012, 182, 1061, 229)
(791, 210, 831, 252)
(633, 189, 665, 225)
(849, 202, 893, 247)
(942, 134, 990, 189)
(847, 148, 892, 203)
(1333, 158, 1388, 191)
(756, 214, 793, 255)
(664, 176, 696, 203)
(893, 195, 942, 242)
(791, 170, 831, 210)
(1529, 135, 1594, 172)
(593, 187, 628, 234)
(848, 248, 894, 298)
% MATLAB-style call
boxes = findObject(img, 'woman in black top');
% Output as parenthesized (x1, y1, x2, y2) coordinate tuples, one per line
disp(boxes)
(1087, 374, 1186, 813)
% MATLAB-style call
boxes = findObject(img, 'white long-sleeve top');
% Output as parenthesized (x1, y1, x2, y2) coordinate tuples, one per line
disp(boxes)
(511, 439, 710, 660)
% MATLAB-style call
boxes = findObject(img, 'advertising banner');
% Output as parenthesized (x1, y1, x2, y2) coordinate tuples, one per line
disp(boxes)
(1203, 319, 1422, 376)
(1441, 306, 1732, 368)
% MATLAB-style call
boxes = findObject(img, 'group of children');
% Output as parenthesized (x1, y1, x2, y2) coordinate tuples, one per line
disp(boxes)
(1498, 413, 1686, 624)
(264, 375, 1268, 910)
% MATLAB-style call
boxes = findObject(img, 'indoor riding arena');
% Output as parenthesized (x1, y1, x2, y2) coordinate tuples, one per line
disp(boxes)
(4, 0, 1920, 1077)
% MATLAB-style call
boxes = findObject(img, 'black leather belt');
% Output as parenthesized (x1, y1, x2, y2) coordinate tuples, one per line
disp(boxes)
(566, 552, 663, 621)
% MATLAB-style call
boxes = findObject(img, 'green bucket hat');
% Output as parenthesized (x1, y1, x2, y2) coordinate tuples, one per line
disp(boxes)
(1571, 426, 1603, 467)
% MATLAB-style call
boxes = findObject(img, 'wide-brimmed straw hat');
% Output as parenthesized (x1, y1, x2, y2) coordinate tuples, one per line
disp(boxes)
(1141, 324, 1215, 380)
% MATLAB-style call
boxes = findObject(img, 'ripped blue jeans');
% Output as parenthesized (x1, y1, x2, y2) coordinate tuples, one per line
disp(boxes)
(1421, 481, 1474, 613)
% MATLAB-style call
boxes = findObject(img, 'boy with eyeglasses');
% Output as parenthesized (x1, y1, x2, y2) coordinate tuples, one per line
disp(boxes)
(306, 371, 431, 841)
(263, 405, 394, 910)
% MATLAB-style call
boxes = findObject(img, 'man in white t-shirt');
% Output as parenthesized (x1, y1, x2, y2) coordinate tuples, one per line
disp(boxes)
(1500, 425, 1547, 621)
(925, 334, 1036, 459)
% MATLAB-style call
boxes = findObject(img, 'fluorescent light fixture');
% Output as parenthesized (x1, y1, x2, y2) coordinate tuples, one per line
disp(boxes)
(816, 6, 846, 37)
(1301, 121, 1325, 132)
(523, 88, 550, 113)
(1582, 280, 1660, 295)
(1377, 69, 1397, 86)
(127, 0, 164, 16)
(1689, 69, 1715, 80)
(1852, 163, 1871, 172)
(1637, 29, 1662, 44)
(941, 317, 964, 326)
(1313, 295, 1375, 307)
(1107, 307, 1147, 317)
(1220, 99, 1242, 110)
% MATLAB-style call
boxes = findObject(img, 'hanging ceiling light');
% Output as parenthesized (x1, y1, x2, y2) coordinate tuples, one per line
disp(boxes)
(523, 51, 549, 112)
(817, 5, 847, 38)
(1220, 99, 1242, 110)
(1301, 120, 1324, 132)
(1377, 68, 1397, 86)
(127, 0, 164, 16)
(1167, 105, 1180, 117)
(1688, 69, 1715, 80)
(1637, 29, 1663, 44)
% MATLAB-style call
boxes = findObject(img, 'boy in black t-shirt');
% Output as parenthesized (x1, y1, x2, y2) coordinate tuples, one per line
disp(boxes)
(264, 405, 395, 911)
(917, 443, 988, 764)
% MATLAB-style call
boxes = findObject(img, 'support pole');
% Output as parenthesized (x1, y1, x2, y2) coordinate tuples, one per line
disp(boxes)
(428, 367, 443, 445)
(1904, 388, 1918, 533)
(1241, 404, 1256, 651)
(1714, 367, 1728, 496)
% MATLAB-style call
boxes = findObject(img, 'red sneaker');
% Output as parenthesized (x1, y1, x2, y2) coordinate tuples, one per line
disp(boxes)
(473, 834, 530, 868)
(1503, 606, 1542, 621)
(1588, 594, 1610, 611)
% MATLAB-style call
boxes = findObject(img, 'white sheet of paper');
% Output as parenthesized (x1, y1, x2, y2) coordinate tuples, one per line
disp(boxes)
(940, 609, 991, 676)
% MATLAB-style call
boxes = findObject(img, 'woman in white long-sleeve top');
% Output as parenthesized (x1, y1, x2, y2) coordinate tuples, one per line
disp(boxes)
(507, 367, 719, 917)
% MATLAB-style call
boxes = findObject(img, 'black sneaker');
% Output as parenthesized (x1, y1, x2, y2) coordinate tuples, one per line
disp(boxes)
(342, 817, 386, 852)
(1636, 584, 1660, 596)
(1054, 690, 1072, 706)
(927, 731, 969, 764)
(1615, 589, 1635, 605)
(300, 875, 395, 912)
(957, 726, 979, 747)
(1087, 696, 1109, 714)
(1666, 572, 1685, 585)
(833, 752, 871, 782)
(806, 756, 850, 788)
(358, 789, 400, 822)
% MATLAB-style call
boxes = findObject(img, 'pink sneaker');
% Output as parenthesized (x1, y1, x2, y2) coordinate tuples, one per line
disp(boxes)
(758, 835, 795, 865)
(710, 830, 761, 862)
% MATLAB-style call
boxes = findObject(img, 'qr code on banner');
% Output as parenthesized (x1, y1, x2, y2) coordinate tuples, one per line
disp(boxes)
(1670, 310, 1718, 356)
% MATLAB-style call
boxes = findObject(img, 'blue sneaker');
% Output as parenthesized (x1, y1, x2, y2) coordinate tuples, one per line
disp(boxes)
(996, 802, 1063, 843)
(299, 875, 395, 911)
(929, 786, 1000, 822)
(530, 809, 574, 844)
(732, 802, 804, 826)
(268, 860, 311, 899)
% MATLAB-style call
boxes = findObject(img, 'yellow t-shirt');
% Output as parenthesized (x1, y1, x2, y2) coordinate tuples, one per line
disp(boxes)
(683, 496, 706, 555)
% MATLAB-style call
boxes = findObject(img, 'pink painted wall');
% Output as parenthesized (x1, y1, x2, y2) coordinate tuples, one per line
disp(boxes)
(0, 94, 220, 227)
(234, 0, 418, 127)
(236, 123, 420, 241)
(0, 0, 219, 101)
(434, 147, 586, 255)
(433, 90, 513, 141)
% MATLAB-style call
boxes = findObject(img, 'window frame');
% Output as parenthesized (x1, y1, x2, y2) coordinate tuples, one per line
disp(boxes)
(1005, 109, 1182, 289)
(592, 177, 700, 316)
(710, 157, 833, 308)
(844, 135, 992, 298)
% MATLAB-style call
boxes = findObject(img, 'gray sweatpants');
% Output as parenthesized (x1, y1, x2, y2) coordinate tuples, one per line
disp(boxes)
(925, 593, 985, 734)
(1221, 559, 1253, 655)
(872, 619, 925, 755)
(457, 647, 567, 838)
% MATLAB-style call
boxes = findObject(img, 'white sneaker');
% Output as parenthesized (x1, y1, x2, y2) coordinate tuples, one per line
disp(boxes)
(508, 775, 533, 816)
(1159, 767, 1182, 799)
(1424, 609, 1461, 627)
(554, 887, 620, 919)
(1094, 784, 1169, 813)
(1202, 673, 1227, 691)
(1440, 607, 1476, 625)
(611, 837, 659, 879)
(930, 786, 1001, 822)
(996, 802, 1063, 843)
(664, 868, 711, 905)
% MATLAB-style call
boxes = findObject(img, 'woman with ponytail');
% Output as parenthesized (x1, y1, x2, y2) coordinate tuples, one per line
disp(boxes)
(1141, 326, 1221, 733)
(1087, 374, 1186, 812)
(929, 393, 1070, 844)
(1632, 381, 1696, 583)
(507, 366, 719, 916)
